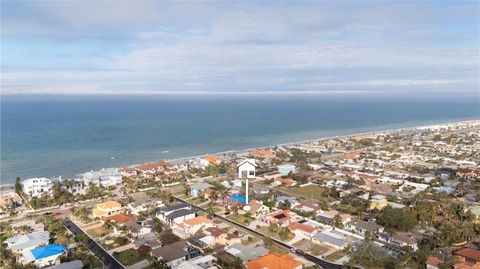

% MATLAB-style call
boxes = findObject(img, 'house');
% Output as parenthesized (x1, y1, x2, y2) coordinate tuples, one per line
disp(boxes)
(22, 178, 53, 197)
(6, 231, 50, 253)
(246, 200, 270, 218)
(44, 260, 83, 269)
(204, 227, 241, 246)
(263, 210, 296, 226)
(0, 191, 23, 213)
(369, 195, 388, 210)
(190, 183, 214, 197)
(175, 254, 217, 269)
(102, 213, 136, 225)
(273, 178, 297, 187)
(203, 155, 221, 165)
(133, 232, 161, 249)
(262, 171, 282, 180)
(151, 240, 188, 267)
(294, 204, 319, 215)
(312, 232, 348, 250)
(77, 168, 122, 187)
(455, 248, 480, 267)
(275, 195, 299, 207)
(123, 221, 152, 237)
(128, 198, 164, 216)
(92, 201, 122, 218)
(378, 232, 418, 251)
(287, 222, 319, 238)
(11, 220, 45, 233)
(277, 164, 296, 176)
(456, 168, 480, 179)
(238, 159, 257, 179)
(177, 216, 214, 237)
(346, 220, 384, 236)
(156, 204, 195, 225)
(245, 253, 303, 269)
(21, 244, 67, 267)
(225, 243, 269, 262)
(250, 149, 276, 160)
(426, 256, 443, 269)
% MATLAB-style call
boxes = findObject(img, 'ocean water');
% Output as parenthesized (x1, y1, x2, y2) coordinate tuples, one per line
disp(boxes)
(1, 95, 479, 185)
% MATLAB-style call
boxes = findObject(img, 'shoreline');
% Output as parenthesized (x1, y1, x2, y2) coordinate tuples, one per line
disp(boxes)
(1, 118, 479, 191)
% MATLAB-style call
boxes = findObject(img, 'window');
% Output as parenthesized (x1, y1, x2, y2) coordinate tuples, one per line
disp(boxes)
(249, 171, 254, 176)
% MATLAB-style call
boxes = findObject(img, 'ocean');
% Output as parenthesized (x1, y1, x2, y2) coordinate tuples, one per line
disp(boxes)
(1, 95, 479, 185)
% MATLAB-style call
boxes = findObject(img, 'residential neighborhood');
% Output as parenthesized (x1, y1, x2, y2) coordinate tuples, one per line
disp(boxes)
(1, 120, 480, 269)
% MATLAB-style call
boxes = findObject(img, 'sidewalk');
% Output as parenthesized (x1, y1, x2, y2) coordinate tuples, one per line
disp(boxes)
(108, 243, 133, 254)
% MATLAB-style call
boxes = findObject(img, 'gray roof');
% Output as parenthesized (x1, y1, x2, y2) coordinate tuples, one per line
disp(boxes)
(226, 243, 268, 261)
(6, 231, 50, 252)
(313, 233, 347, 248)
(160, 203, 190, 213)
(191, 183, 213, 191)
(166, 209, 195, 220)
(151, 240, 187, 262)
(44, 260, 84, 269)
(347, 220, 382, 232)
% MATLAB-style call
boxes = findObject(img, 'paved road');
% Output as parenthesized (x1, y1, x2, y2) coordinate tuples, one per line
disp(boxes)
(173, 196, 358, 269)
(63, 218, 126, 269)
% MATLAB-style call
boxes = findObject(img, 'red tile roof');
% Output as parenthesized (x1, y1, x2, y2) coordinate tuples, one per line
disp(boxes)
(457, 248, 480, 262)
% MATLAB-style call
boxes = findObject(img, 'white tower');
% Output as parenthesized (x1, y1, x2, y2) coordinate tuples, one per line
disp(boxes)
(236, 158, 257, 204)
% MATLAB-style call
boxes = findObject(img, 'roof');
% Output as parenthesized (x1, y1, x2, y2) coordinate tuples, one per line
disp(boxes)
(25, 244, 67, 262)
(249, 200, 266, 214)
(160, 203, 190, 213)
(151, 240, 187, 262)
(166, 209, 195, 220)
(181, 216, 212, 227)
(245, 253, 302, 269)
(267, 210, 292, 222)
(7, 231, 50, 252)
(97, 200, 121, 210)
(226, 243, 269, 261)
(102, 214, 136, 224)
(44, 260, 84, 269)
(191, 182, 213, 191)
(288, 222, 317, 234)
(313, 232, 347, 248)
(203, 155, 220, 164)
(426, 256, 443, 266)
(231, 194, 246, 203)
(457, 248, 480, 262)
(347, 220, 382, 232)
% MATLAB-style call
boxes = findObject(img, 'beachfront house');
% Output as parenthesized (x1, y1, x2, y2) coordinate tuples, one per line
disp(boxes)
(77, 168, 122, 188)
(22, 178, 53, 197)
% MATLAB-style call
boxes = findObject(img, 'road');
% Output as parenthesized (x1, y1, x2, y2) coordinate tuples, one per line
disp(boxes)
(63, 218, 126, 269)
(172, 196, 358, 269)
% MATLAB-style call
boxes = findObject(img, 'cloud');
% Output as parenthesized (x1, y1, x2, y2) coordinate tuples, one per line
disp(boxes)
(1, 1, 479, 97)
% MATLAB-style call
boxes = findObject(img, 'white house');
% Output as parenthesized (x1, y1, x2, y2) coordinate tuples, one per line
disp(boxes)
(22, 178, 53, 197)
(237, 159, 257, 179)
(77, 168, 122, 188)
(21, 244, 67, 267)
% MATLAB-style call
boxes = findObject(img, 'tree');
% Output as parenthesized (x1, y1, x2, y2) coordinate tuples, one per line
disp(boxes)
(263, 236, 273, 248)
(377, 207, 416, 232)
(14, 177, 22, 194)
(153, 217, 164, 233)
(137, 245, 151, 257)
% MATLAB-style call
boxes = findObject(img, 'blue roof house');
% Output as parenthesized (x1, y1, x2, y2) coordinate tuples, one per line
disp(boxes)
(22, 244, 67, 267)
(230, 194, 246, 204)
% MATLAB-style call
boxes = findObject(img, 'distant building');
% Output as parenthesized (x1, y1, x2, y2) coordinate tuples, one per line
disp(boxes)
(277, 164, 296, 176)
(78, 168, 122, 188)
(92, 201, 122, 218)
(369, 195, 388, 210)
(22, 178, 53, 197)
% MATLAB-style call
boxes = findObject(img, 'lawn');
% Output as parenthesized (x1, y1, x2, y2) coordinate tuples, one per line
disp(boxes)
(227, 214, 254, 225)
(277, 184, 333, 202)
(293, 240, 331, 255)
(257, 227, 295, 241)
(325, 250, 347, 262)
(86, 226, 109, 238)
(113, 249, 145, 266)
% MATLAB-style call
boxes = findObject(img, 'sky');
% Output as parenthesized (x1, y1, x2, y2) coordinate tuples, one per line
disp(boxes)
(1, 1, 479, 97)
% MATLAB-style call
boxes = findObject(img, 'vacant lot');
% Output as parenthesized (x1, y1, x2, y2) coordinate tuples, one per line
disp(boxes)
(227, 214, 254, 225)
(113, 248, 145, 266)
(277, 184, 334, 203)
(86, 226, 109, 238)
(293, 240, 331, 255)
(257, 227, 295, 241)
(325, 250, 348, 262)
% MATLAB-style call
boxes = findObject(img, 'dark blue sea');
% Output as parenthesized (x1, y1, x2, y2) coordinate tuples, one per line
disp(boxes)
(1, 95, 479, 185)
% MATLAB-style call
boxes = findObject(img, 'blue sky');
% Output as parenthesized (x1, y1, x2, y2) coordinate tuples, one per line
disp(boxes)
(1, 1, 479, 97)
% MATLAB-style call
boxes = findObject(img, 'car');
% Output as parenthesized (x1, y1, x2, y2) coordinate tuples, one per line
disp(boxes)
(290, 247, 298, 253)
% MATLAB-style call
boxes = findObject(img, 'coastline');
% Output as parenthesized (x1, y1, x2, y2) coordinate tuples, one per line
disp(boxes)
(1, 118, 479, 191)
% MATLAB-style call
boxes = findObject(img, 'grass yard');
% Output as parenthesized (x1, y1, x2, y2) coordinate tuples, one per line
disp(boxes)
(277, 184, 334, 203)
(325, 250, 347, 262)
(268, 244, 288, 254)
(113, 249, 145, 266)
(227, 214, 254, 225)
(86, 226, 109, 238)
(257, 227, 295, 241)
(293, 240, 331, 255)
